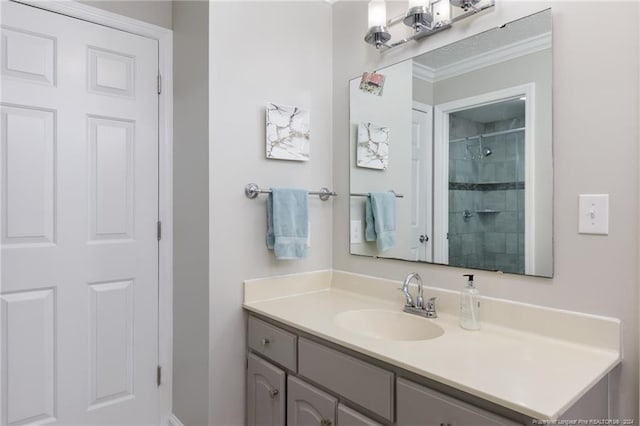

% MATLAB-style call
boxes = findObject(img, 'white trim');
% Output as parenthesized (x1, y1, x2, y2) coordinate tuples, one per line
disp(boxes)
(435, 33, 551, 82)
(167, 414, 184, 426)
(412, 61, 436, 83)
(433, 105, 450, 265)
(433, 84, 536, 273)
(157, 30, 174, 426)
(10, 1, 174, 423)
(412, 100, 432, 114)
(11, 0, 170, 39)
(413, 32, 551, 84)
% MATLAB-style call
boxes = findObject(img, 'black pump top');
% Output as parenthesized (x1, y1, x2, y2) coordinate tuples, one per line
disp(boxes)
(463, 274, 474, 282)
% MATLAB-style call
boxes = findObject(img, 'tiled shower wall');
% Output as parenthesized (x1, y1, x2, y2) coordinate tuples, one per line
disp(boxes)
(448, 115, 525, 274)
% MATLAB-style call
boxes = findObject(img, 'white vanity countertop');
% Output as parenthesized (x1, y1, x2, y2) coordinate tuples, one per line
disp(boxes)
(243, 270, 622, 421)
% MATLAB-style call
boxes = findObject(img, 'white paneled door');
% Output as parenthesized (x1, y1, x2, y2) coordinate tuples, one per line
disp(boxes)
(409, 105, 432, 263)
(1, 2, 159, 425)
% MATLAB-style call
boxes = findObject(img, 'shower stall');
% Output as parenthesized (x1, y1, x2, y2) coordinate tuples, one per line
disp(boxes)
(446, 98, 526, 274)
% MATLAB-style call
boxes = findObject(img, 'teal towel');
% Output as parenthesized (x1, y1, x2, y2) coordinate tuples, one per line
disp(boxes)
(266, 188, 308, 259)
(365, 192, 396, 252)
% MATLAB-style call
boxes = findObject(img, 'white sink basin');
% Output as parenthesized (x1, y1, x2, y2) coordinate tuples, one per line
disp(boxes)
(333, 309, 444, 341)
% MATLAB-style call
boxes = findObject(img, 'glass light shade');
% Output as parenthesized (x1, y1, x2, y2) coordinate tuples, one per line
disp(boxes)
(368, 1, 387, 28)
(432, 0, 450, 22)
(408, 0, 430, 8)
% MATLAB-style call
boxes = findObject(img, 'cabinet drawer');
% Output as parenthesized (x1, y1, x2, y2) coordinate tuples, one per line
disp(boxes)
(248, 316, 297, 371)
(288, 376, 337, 426)
(338, 404, 383, 426)
(397, 378, 521, 426)
(298, 338, 394, 422)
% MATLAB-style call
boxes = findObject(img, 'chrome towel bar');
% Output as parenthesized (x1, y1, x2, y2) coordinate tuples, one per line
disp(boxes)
(350, 191, 404, 198)
(244, 183, 337, 201)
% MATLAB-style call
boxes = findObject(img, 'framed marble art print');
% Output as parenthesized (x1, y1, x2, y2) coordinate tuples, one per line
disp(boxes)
(356, 122, 389, 170)
(266, 103, 310, 161)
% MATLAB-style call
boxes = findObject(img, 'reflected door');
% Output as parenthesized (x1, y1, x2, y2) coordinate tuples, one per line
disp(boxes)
(1, 2, 159, 424)
(409, 104, 433, 262)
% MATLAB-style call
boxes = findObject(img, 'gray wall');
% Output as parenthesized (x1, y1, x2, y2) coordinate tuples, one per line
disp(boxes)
(173, 2, 209, 425)
(79, 0, 172, 28)
(209, 2, 333, 424)
(332, 1, 638, 421)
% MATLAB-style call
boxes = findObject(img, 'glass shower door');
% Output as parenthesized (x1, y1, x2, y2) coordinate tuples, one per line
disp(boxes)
(446, 99, 526, 274)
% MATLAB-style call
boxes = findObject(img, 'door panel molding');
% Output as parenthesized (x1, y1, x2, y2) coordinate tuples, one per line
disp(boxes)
(6, 1, 174, 423)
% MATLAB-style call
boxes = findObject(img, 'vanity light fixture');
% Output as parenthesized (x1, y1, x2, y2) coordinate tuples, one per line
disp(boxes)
(364, 0, 391, 48)
(365, 0, 495, 51)
(403, 0, 433, 32)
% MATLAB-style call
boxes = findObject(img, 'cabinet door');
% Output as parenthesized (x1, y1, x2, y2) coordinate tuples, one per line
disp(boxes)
(288, 376, 337, 426)
(397, 378, 521, 426)
(247, 353, 286, 426)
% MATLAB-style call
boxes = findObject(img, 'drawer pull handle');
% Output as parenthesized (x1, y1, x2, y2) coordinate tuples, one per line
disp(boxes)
(320, 420, 332, 426)
(269, 389, 279, 398)
(261, 338, 270, 346)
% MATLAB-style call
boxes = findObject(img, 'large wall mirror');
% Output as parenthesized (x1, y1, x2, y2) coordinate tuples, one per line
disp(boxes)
(349, 9, 553, 277)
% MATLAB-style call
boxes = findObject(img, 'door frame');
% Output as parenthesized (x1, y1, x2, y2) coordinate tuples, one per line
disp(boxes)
(433, 83, 535, 273)
(9, 1, 174, 423)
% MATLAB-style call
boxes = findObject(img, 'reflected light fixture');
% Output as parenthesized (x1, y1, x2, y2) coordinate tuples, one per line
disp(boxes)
(365, 0, 495, 51)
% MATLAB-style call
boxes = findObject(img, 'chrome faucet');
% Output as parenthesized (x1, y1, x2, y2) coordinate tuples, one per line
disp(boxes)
(402, 272, 423, 308)
(400, 273, 438, 318)
(424, 296, 438, 318)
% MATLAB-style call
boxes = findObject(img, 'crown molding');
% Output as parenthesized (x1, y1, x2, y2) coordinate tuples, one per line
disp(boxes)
(413, 31, 551, 83)
(412, 62, 437, 83)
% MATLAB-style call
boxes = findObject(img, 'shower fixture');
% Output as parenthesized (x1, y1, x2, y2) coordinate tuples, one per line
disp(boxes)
(464, 137, 492, 160)
(365, 0, 494, 51)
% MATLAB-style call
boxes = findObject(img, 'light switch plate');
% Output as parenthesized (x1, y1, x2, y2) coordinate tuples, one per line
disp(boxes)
(350, 220, 363, 244)
(578, 194, 609, 235)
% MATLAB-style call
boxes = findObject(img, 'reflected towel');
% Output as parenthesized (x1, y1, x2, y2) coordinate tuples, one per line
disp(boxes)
(266, 188, 309, 259)
(366, 192, 396, 252)
(365, 197, 376, 242)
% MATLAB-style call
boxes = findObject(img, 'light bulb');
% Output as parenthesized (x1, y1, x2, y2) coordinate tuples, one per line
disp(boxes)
(408, 0, 430, 8)
(368, 0, 387, 28)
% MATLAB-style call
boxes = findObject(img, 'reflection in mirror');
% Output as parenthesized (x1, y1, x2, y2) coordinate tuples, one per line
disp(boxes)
(444, 98, 526, 274)
(349, 9, 553, 277)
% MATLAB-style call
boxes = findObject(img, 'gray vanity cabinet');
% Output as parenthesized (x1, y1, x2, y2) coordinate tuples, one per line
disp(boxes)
(298, 338, 394, 422)
(396, 378, 520, 426)
(247, 314, 528, 426)
(247, 353, 286, 426)
(288, 375, 337, 426)
(338, 404, 383, 426)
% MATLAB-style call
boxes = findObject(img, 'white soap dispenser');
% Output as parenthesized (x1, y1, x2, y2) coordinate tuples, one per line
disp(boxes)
(460, 274, 480, 330)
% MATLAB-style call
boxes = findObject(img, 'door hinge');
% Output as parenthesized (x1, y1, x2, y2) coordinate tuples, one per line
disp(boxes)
(157, 221, 162, 241)
(157, 365, 162, 386)
(446, 232, 450, 239)
(157, 74, 162, 95)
